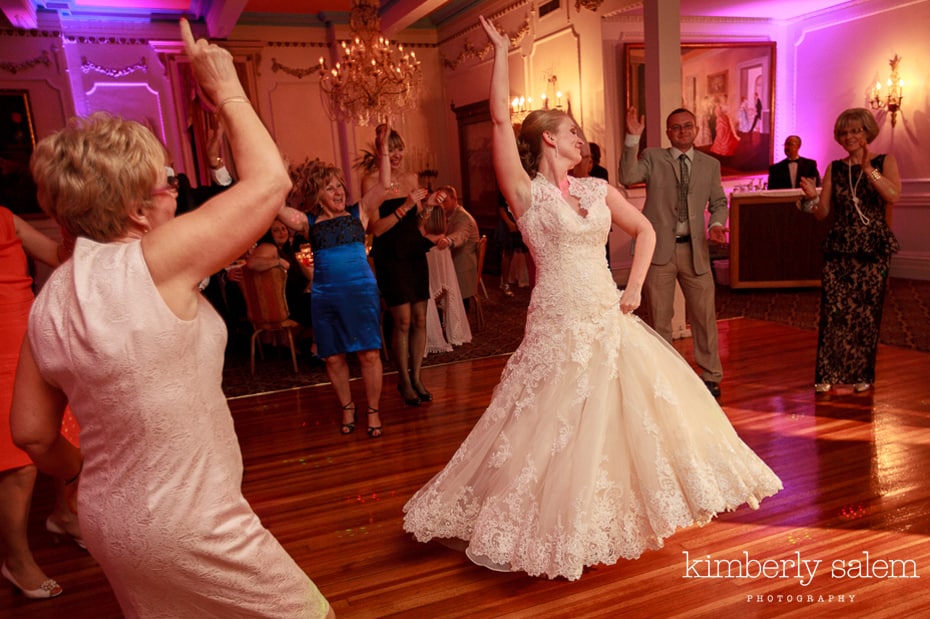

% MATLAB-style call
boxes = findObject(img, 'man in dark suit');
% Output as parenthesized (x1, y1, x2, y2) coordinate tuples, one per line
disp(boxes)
(767, 135, 820, 189)
(589, 142, 609, 181)
(620, 107, 728, 397)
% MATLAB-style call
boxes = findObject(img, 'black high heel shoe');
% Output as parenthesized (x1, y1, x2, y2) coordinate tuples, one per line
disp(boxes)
(340, 402, 356, 434)
(367, 407, 383, 438)
(397, 382, 420, 406)
(411, 383, 433, 402)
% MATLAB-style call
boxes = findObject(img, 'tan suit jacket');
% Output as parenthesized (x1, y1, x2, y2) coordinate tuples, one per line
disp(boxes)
(446, 205, 480, 299)
(620, 144, 728, 275)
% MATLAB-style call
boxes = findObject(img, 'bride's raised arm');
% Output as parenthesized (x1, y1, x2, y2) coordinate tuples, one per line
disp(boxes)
(478, 16, 531, 219)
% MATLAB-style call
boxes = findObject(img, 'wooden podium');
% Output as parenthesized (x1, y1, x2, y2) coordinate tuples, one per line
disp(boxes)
(728, 190, 833, 289)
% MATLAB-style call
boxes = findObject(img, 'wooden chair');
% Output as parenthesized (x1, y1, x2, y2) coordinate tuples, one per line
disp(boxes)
(477, 234, 489, 299)
(469, 235, 488, 330)
(238, 265, 300, 375)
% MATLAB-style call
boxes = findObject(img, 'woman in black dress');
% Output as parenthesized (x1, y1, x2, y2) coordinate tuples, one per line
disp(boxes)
(362, 126, 439, 406)
(798, 107, 901, 393)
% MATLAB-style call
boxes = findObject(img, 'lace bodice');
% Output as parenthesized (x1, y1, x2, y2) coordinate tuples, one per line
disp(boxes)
(521, 175, 617, 318)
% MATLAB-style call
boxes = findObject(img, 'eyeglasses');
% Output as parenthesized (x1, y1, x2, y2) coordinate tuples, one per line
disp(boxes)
(838, 127, 864, 137)
(668, 122, 695, 132)
(152, 166, 180, 197)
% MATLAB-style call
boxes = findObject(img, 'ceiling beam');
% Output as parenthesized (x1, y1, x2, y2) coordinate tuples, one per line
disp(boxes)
(0, 0, 37, 29)
(380, 0, 447, 36)
(205, 0, 248, 38)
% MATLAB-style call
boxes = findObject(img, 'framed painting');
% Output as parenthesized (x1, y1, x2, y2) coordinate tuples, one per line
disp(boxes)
(624, 42, 775, 177)
(0, 89, 40, 214)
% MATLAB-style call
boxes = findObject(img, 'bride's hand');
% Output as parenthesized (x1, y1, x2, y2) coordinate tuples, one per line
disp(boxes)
(479, 15, 508, 49)
(619, 287, 641, 314)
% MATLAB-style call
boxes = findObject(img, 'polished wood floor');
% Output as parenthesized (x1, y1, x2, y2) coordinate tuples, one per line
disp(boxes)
(6, 318, 930, 618)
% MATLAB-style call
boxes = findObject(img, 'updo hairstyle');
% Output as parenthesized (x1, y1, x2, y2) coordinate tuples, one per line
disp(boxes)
(516, 108, 570, 178)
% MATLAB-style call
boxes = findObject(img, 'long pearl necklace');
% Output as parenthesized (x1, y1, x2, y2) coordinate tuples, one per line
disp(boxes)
(848, 158, 871, 225)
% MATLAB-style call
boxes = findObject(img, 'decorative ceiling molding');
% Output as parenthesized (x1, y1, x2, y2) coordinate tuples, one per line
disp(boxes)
(270, 58, 321, 79)
(0, 48, 49, 73)
(81, 55, 148, 78)
(441, 13, 531, 71)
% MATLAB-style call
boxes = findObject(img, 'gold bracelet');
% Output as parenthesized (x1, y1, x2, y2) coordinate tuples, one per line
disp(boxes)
(215, 96, 250, 116)
(869, 169, 881, 181)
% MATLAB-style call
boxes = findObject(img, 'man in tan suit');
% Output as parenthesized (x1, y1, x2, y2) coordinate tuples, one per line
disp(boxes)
(619, 107, 728, 397)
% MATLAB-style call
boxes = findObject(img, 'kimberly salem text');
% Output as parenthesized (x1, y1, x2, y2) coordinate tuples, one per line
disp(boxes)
(682, 551, 919, 587)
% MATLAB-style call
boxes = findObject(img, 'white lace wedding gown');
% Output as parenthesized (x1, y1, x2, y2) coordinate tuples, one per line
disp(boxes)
(403, 175, 782, 581)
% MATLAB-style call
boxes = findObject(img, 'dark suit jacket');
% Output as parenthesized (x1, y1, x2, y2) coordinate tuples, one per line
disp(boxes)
(619, 144, 728, 274)
(767, 157, 820, 189)
(176, 172, 232, 215)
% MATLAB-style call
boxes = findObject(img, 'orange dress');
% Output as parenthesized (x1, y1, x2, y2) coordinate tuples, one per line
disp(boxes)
(0, 206, 78, 471)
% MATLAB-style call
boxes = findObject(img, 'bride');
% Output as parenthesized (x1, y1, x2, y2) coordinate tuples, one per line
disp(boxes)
(402, 15, 782, 581)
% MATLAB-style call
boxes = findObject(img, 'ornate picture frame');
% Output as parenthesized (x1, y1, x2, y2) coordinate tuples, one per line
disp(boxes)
(624, 42, 776, 177)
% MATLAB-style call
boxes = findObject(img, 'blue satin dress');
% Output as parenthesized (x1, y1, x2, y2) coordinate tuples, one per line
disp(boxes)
(307, 203, 381, 357)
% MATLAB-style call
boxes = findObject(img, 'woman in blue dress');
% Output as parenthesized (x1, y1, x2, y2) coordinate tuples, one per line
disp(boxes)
(279, 135, 391, 437)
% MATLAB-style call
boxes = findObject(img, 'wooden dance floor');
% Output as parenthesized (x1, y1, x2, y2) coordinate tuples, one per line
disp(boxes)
(7, 318, 930, 618)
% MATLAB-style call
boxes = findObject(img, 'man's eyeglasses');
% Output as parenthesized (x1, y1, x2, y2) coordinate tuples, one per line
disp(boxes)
(669, 122, 695, 132)
(152, 166, 180, 197)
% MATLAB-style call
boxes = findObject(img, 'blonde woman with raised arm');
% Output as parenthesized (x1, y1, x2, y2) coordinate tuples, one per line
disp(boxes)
(11, 19, 332, 618)
(403, 15, 782, 582)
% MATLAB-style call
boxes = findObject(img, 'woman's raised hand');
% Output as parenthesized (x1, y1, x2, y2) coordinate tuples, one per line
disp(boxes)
(179, 18, 245, 110)
(409, 187, 428, 204)
(479, 15, 508, 50)
(376, 122, 391, 153)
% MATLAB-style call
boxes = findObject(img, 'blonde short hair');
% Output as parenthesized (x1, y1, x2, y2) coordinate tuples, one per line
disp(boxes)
(30, 111, 165, 242)
(833, 108, 880, 144)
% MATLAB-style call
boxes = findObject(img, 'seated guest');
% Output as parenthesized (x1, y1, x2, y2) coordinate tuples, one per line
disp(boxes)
(277, 138, 393, 438)
(768, 135, 820, 189)
(247, 220, 313, 329)
(435, 185, 480, 309)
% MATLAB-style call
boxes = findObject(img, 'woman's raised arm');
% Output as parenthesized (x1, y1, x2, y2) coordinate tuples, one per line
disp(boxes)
(478, 16, 531, 219)
(143, 18, 291, 296)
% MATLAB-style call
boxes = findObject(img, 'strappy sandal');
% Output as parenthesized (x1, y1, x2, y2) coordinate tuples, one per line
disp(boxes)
(340, 402, 356, 435)
(367, 407, 383, 438)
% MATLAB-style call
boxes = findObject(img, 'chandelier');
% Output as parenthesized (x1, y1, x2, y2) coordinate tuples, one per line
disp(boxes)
(318, 0, 422, 126)
(510, 75, 563, 125)
(868, 54, 904, 128)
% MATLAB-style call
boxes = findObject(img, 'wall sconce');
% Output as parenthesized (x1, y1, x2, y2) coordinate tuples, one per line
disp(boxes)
(510, 95, 534, 124)
(869, 54, 904, 128)
(511, 75, 566, 124)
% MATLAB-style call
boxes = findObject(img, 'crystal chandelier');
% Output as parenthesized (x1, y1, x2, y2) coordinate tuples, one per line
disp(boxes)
(318, 0, 422, 126)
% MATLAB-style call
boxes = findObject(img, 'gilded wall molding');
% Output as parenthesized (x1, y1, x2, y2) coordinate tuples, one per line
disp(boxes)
(441, 12, 531, 71)
(81, 56, 148, 78)
(270, 58, 321, 79)
(0, 49, 51, 74)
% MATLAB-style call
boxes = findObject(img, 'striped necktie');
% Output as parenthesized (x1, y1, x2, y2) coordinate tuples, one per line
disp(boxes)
(678, 154, 690, 223)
